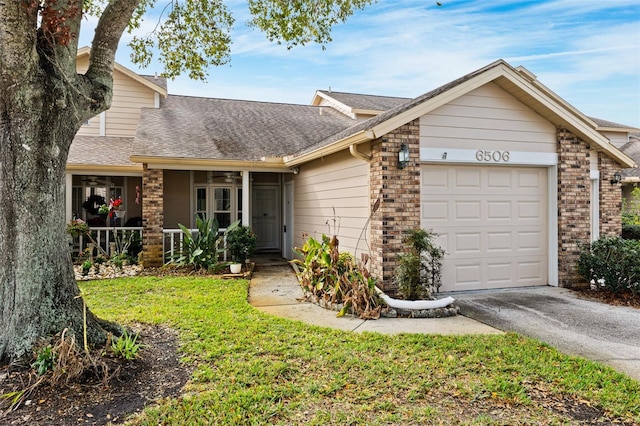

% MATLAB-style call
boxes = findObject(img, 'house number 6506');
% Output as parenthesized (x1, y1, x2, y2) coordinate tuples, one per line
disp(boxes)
(475, 150, 510, 162)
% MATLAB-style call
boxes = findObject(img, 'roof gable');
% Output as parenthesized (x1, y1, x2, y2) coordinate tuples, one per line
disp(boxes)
(289, 60, 635, 168)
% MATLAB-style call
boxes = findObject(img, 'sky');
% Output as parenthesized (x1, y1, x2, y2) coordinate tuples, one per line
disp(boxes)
(81, 0, 640, 127)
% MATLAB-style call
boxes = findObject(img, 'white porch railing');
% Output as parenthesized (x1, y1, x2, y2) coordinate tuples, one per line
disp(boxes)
(163, 228, 229, 264)
(71, 227, 143, 258)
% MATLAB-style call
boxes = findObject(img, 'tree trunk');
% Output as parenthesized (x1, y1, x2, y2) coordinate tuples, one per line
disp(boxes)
(0, 0, 141, 363)
(0, 69, 118, 363)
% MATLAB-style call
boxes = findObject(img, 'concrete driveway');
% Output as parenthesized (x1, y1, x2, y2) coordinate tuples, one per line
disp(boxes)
(453, 286, 640, 381)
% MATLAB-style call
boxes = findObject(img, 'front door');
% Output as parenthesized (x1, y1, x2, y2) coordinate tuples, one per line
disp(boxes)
(252, 185, 280, 251)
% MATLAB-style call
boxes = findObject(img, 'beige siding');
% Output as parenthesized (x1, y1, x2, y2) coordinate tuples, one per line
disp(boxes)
(293, 150, 369, 256)
(421, 83, 557, 152)
(163, 170, 191, 228)
(601, 131, 629, 149)
(75, 56, 156, 138)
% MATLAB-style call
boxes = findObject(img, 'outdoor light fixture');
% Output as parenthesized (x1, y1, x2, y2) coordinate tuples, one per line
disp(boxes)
(398, 143, 410, 169)
(611, 171, 622, 185)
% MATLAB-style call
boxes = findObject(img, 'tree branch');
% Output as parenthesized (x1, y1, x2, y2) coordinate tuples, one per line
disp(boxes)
(86, 0, 141, 86)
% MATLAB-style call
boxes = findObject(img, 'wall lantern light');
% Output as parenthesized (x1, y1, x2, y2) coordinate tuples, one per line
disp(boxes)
(398, 143, 409, 169)
(610, 171, 622, 185)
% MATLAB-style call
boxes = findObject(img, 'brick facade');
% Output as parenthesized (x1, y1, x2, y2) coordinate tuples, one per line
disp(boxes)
(556, 129, 624, 288)
(599, 153, 623, 237)
(369, 120, 421, 292)
(556, 129, 591, 287)
(142, 165, 164, 267)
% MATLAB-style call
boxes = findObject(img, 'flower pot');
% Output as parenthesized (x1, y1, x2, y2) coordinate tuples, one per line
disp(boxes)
(115, 210, 126, 219)
(230, 263, 242, 274)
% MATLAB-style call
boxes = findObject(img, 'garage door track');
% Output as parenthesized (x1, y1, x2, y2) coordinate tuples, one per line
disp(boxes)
(454, 286, 640, 381)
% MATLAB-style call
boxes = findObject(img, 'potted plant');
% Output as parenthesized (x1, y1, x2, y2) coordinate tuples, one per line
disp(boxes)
(226, 225, 257, 273)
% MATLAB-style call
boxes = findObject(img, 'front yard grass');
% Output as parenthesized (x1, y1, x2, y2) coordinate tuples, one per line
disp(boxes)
(81, 277, 640, 425)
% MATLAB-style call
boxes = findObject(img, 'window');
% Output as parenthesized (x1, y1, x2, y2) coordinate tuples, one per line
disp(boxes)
(213, 187, 232, 228)
(195, 187, 207, 220)
(193, 183, 242, 229)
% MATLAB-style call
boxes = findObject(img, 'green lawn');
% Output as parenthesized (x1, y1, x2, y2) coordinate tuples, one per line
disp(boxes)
(81, 277, 640, 425)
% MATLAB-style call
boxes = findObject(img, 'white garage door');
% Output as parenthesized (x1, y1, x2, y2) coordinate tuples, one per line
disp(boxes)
(421, 165, 548, 292)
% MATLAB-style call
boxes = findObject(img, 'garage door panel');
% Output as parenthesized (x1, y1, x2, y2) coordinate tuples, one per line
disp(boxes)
(487, 262, 512, 284)
(455, 169, 481, 188)
(422, 164, 548, 291)
(454, 233, 482, 253)
(455, 201, 481, 220)
(518, 260, 544, 281)
(487, 232, 512, 252)
(422, 200, 448, 221)
(487, 169, 512, 189)
(517, 231, 543, 251)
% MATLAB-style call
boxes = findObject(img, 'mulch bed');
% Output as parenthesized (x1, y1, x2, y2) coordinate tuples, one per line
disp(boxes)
(0, 324, 190, 425)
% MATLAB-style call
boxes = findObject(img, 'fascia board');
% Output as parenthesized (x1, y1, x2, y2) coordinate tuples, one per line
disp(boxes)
(369, 67, 505, 138)
(130, 156, 291, 172)
(352, 108, 385, 115)
(500, 67, 637, 168)
(311, 91, 354, 113)
(66, 164, 143, 175)
(284, 130, 373, 166)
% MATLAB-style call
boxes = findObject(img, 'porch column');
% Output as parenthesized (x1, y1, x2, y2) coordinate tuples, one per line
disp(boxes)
(242, 170, 250, 226)
(65, 172, 73, 222)
(142, 165, 164, 267)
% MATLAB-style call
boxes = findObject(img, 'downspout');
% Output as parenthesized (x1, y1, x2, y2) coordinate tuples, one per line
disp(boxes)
(349, 143, 371, 162)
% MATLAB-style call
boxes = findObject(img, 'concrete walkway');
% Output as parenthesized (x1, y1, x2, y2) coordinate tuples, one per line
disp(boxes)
(248, 263, 502, 336)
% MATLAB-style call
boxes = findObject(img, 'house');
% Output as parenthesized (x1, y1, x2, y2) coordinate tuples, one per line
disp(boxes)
(67, 49, 638, 292)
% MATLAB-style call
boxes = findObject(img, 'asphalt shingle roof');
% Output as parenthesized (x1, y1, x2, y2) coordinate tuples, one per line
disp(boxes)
(622, 133, 640, 178)
(69, 136, 138, 166)
(133, 95, 356, 160)
(317, 90, 409, 111)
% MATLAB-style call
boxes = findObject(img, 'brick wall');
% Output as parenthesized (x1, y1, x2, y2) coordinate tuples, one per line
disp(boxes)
(369, 119, 421, 292)
(142, 165, 164, 267)
(556, 129, 592, 288)
(599, 153, 622, 237)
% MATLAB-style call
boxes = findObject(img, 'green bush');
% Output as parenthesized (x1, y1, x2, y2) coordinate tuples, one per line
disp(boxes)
(394, 228, 445, 300)
(622, 187, 640, 225)
(226, 225, 257, 263)
(578, 237, 640, 295)
(622, 224, 640, 240)
(170, 217, 238, 270)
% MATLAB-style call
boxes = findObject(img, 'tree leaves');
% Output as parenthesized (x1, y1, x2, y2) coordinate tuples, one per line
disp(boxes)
(247, 0, 375, 49)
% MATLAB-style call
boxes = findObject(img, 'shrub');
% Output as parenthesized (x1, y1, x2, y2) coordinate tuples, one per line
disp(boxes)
(578, 237, 640, 295)
(226, 225, 257, 263)
(111, 329, 143, 361)
(394, 228, 446, 300)
(170, 217, 239, 270)
(293, 235, 382, 319)
(622, 187, 640, 225)
(622, 224, 640, 240)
